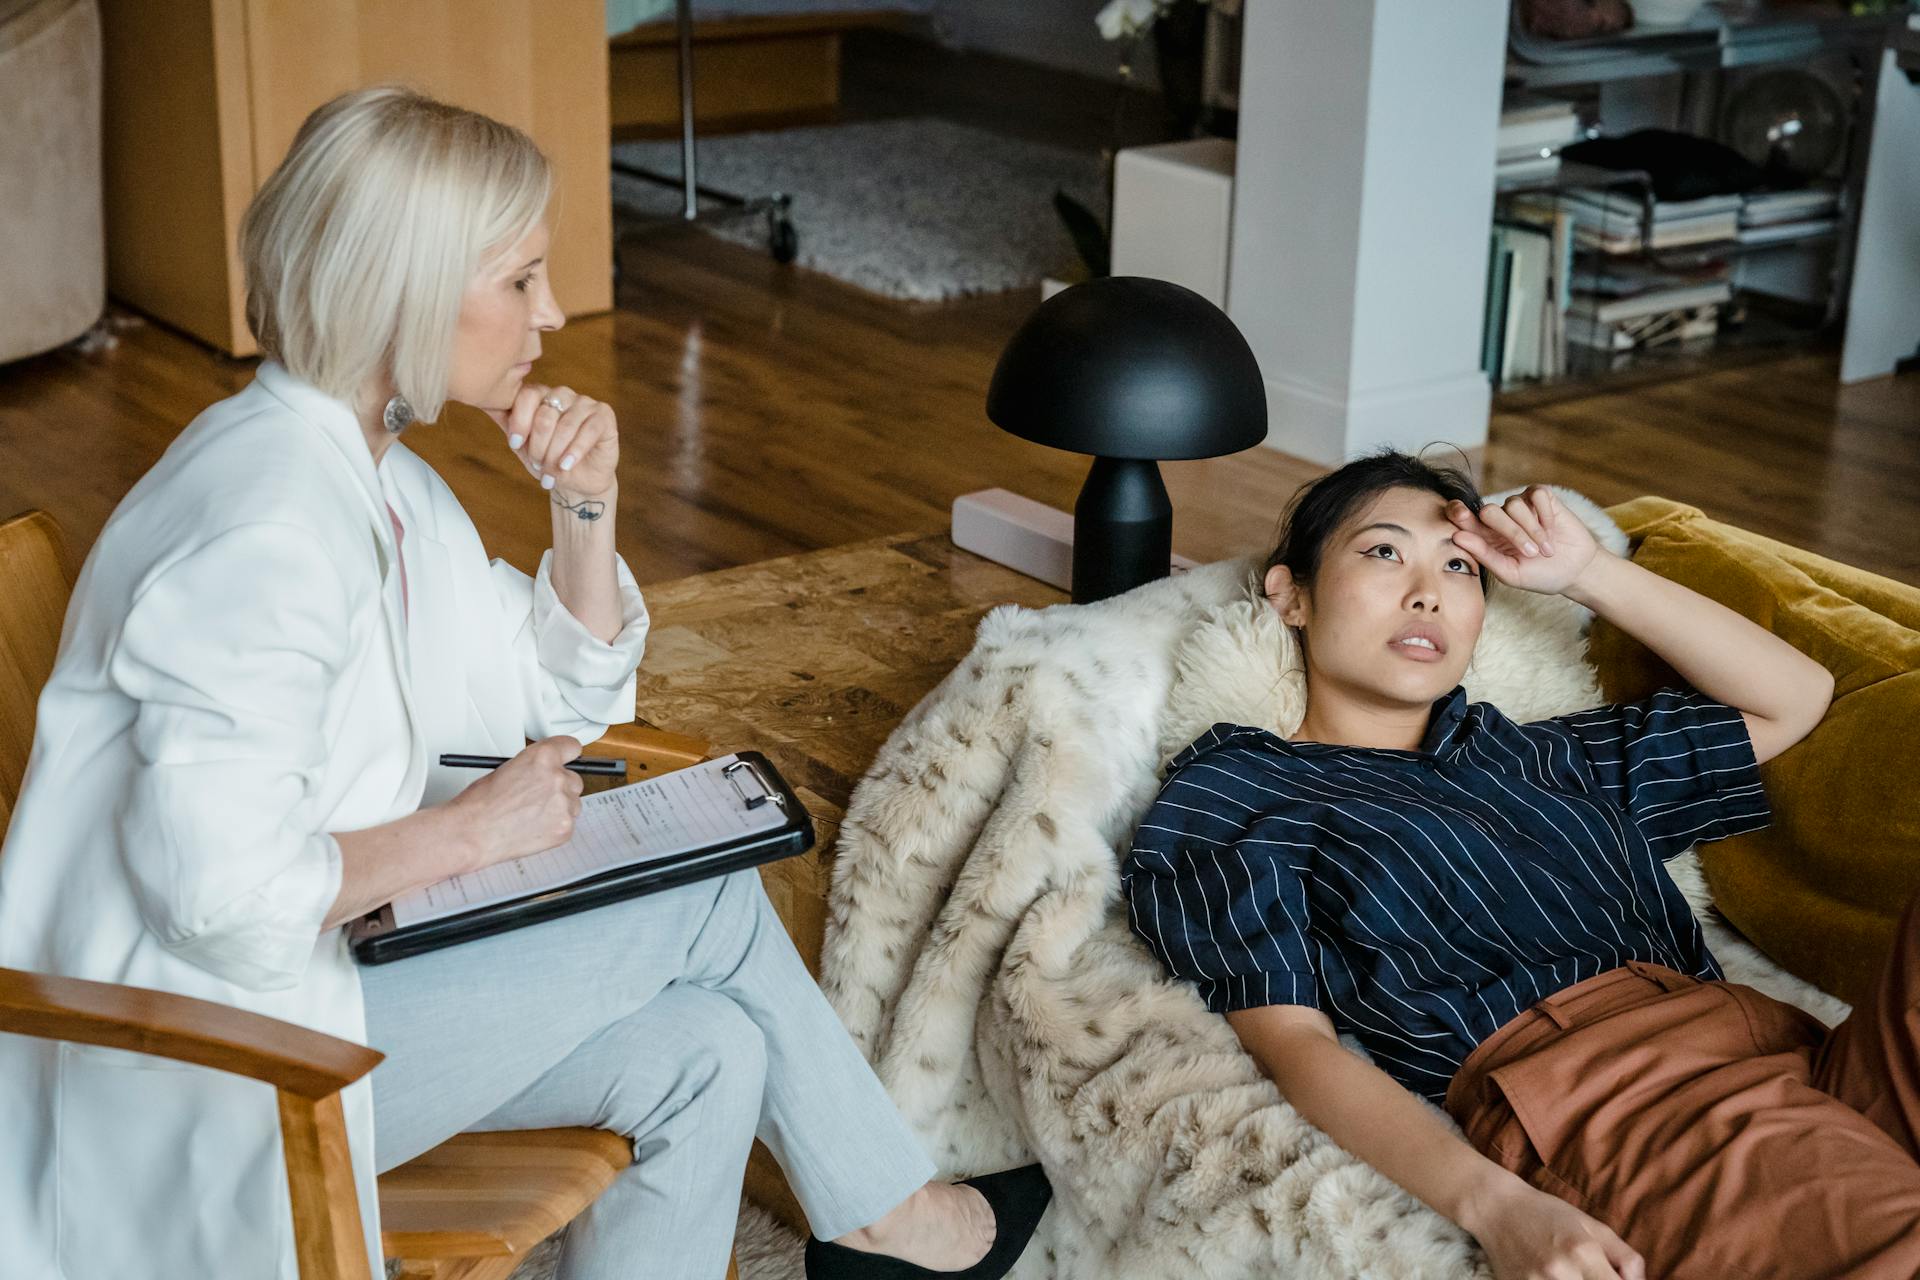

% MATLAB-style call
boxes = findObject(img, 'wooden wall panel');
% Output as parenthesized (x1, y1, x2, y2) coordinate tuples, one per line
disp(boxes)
(530, 3, 614, 317)
(99, 0, 610, 356)
(99, 0, 249, 351)
(241, 0, 611, 319)
(238, 3, 354, 185)
(609, 34, 840, 131)
(209, 0, 259, 349)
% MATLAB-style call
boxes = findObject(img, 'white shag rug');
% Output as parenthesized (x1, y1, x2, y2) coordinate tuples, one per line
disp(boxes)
(611, 118, 1103, 301)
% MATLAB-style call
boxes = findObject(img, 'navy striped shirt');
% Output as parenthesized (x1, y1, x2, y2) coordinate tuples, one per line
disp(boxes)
(1122, 686, 1771, 1102)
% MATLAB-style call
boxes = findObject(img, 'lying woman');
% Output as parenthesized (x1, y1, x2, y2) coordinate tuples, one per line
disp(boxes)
(1124, 451, 1920, 1279)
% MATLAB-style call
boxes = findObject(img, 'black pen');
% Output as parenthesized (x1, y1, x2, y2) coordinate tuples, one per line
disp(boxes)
(438, 753, 629, 778)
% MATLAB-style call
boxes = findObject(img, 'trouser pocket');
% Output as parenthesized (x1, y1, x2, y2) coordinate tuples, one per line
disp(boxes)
(1478, 982, 1750, 1174)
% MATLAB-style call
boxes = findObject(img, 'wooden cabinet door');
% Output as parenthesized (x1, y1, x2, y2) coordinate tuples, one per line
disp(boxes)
(102, 0, 611, 356)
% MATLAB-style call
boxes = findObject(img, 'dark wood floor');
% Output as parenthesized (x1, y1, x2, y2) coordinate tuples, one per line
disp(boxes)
(4, 224, 1915, 595)
(1485, 353, 1920, 584)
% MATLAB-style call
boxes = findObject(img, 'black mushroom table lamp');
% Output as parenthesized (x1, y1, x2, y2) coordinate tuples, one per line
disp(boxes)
(985, 276, 1268, 604)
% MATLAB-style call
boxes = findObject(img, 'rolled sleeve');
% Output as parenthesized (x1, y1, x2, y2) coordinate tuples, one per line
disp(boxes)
(490, 549, 650, 740)
(1124, 764, 1319, 1015)
(1540, 688, 1772, 861)
(107, 524, 350, 991)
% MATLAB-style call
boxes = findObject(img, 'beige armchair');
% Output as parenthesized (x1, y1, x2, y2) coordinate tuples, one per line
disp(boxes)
(0, 0, 104, 364)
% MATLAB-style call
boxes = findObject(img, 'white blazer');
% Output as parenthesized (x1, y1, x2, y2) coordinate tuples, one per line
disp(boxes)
(0, 362, 650, 1278)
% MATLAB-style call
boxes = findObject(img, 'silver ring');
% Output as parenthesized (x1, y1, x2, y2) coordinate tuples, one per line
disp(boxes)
(540, 394, 566, 412)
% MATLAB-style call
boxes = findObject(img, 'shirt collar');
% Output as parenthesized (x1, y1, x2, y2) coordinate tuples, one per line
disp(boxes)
(253, 360, 391, 512)
(1169, 684, 1472, 772)
(1420, 684, 1471, 753)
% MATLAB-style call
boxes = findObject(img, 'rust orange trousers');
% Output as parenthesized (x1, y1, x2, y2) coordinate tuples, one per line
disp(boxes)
(1445, 892, 1920, 1279)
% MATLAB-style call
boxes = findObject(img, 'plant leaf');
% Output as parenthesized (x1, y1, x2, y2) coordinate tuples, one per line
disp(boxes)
(1053, 190, 1111, 279)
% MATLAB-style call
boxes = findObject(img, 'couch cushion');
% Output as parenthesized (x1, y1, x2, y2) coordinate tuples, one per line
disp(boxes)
(1591, 497, 1920, 1006)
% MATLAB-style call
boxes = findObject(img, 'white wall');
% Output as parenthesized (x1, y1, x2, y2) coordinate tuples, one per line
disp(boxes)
(1226, 0, 1507, 464)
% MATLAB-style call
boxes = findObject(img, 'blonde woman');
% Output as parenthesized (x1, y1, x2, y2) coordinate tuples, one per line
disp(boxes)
(0, 88, 1048, 1280)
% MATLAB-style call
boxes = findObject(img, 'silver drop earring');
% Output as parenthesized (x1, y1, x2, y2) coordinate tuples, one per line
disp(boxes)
(382, 394, 415, 435)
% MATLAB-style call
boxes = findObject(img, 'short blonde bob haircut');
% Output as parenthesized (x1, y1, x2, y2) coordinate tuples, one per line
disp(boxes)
(240, 86, 552, 424)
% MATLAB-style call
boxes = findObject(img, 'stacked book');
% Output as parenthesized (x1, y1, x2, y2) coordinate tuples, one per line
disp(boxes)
(1572, 256, 1729, 301)
(1497, 98, 1582, 186)
(1514, 189, 1741, 254)
(1485, 210, 1736, 372)
(1739, 187, 1840, 247)
(1566, 289, 1727, 352)
(1565, 258, 1732, 351)
(1484, 214, 1577, 383)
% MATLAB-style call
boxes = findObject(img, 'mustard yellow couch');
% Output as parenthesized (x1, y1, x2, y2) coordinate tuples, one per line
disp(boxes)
(1591, 497, 1920, 1008)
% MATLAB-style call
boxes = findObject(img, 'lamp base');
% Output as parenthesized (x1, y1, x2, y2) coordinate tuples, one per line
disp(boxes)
(951, 489, 1198, 593)
(1072, 456, 1172, 604)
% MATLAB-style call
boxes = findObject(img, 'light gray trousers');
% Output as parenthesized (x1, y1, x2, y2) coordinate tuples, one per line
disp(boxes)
(362, 868, 937, 1280)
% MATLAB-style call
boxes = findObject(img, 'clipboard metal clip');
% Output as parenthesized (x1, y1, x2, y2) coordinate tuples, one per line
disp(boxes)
(723, 758, 786, 812)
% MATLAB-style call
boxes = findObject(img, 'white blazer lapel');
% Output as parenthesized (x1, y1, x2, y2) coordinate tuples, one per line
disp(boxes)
(253, 362, 426, 804)
(394, 522, 467, 742)
(382, 443, 536, 809)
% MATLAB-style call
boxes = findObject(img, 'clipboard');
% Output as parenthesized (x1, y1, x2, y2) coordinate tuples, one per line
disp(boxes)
(349, 751, 813, 965)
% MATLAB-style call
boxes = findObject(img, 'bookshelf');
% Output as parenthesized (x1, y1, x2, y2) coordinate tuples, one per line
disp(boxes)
(1487, 2, 1903, 393)
(1506, 4, 1891, 90)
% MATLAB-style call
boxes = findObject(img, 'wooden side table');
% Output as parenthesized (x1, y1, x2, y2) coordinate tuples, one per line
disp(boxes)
(631, 532, 1064, 969)
(98, 0, 612, 356)
(625, 533, 1064, 1235)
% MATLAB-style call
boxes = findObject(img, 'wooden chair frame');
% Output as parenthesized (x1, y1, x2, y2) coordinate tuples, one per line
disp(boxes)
(0, 965, 385, 1278)
(0, 510, 736, 1280)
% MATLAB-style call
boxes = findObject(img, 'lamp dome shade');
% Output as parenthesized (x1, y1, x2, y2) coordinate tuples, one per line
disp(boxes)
(986, 276, 1268, 461)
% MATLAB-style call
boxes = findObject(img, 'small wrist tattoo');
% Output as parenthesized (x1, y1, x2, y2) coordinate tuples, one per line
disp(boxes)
(552, 492, 606, 522)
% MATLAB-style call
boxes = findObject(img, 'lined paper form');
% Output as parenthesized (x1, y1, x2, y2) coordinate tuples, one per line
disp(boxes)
(389, 754, 788, 927)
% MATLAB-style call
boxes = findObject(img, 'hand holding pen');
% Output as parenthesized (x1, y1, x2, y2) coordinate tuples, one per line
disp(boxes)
(437, 736, 621, 874)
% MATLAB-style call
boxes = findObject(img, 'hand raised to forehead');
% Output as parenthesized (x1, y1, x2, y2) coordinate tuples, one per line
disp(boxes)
(1445, 486, 1601, 596)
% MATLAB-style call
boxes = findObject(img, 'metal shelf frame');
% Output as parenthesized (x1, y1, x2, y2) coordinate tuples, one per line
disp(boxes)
(1507, 4, 1894, 90)
(1492, 2, 1906, 383)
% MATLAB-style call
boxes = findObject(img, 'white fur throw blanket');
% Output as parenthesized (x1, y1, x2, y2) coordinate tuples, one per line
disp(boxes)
(820, 489, 1849, 1279)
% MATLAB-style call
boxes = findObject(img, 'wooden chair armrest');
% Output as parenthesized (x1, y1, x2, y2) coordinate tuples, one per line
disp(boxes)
(581, 721, 710, 776)
(0, 966, 381, 1098)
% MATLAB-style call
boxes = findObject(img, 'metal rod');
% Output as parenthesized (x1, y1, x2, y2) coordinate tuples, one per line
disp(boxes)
(609, 159, 749, 210)
(676, 0, 698, 221)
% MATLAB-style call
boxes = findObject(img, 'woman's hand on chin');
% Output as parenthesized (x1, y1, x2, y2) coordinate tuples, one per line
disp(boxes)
(484, 382, 620, 500)
(1445, 486, 1605, 597)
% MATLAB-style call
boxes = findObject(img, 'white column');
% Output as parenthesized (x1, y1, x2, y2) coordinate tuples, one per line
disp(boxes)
(1226, 0, 1508, 465)
(1840, 40, 1920, 385)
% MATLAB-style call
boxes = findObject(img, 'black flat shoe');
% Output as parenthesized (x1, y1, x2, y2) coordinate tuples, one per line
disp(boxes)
(804, 1164, 1053, 1280)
